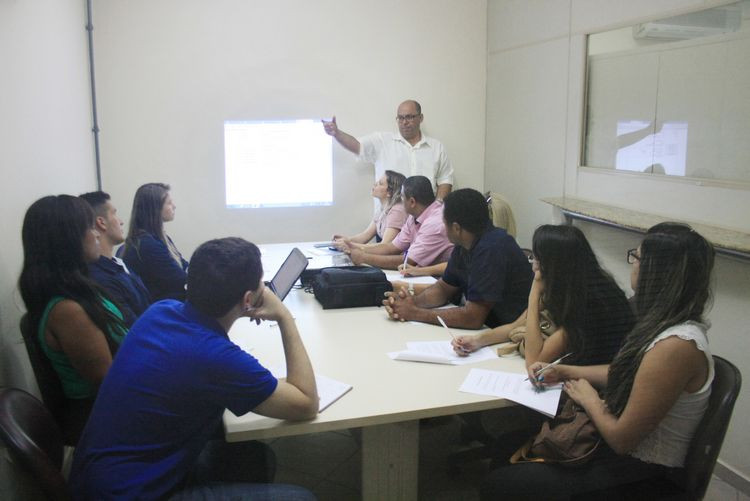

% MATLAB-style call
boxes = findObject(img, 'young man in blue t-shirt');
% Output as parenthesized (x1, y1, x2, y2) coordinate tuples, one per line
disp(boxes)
(69, 237, 318, 500)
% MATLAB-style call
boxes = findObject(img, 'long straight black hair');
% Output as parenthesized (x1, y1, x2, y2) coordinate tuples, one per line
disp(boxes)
(604, 222, 714, 416)
(531, 224, 630, 363)
(18, 195, 124, 353)
(124, 182, 170, 252)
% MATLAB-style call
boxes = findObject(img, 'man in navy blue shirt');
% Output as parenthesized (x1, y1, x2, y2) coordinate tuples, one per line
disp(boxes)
(80, 191, 151, 326)
(384, 188, 532, 329)
(69, 238, 318, 500)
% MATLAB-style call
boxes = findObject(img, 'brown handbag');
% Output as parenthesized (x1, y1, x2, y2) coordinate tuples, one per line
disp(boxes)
(509, 398, 601, 467)
(497, 309, 558, 357)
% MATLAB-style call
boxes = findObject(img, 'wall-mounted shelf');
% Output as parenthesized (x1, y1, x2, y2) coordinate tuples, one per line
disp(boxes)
(542, 197, 750, 261)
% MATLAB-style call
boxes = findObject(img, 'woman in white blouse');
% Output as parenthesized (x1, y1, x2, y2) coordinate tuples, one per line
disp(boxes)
(481, 222, 716, 500)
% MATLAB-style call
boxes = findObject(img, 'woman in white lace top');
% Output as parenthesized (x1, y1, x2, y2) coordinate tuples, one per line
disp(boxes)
(481, 222, 716, 500)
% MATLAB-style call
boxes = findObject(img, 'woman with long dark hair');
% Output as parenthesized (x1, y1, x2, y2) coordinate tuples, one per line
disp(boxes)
(19, 195, 127, 443)
(333, 170, 407, 247)
(121, 183, 188, 301)
(453, 224, 634, 368)
(480, 223, 716, 499)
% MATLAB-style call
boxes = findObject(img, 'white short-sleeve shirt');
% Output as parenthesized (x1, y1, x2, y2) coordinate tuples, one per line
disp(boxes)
(358, 131, 454, 191)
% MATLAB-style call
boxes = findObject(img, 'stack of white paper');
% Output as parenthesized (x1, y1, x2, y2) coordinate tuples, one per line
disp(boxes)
(388, 340, 497, 365)
(459, 368, 562, 417)
(383, 271, 438, 285)
(269, 366, 352, 412)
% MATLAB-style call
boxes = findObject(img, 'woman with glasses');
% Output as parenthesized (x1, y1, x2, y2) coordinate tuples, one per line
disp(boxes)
(19, 195, 128, 444)
(332, 170, 407, 248)
(452, 224, 635, 370)
(480, 222, 716, 500)
(121, 183, 188, 302)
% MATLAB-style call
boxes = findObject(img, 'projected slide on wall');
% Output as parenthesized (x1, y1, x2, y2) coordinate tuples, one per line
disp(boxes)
(224, 120, 333, 208)
(615, 120, 688, 176)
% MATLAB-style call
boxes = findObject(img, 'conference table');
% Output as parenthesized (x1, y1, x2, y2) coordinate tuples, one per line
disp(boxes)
(223, 243, 528, 500)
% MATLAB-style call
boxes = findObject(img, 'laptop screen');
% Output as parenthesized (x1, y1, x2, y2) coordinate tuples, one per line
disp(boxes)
(268, 247, 309, 301)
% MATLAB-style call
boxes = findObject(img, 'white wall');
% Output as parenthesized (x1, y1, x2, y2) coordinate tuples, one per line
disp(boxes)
(91, 0, 488, 257)
(0, 0, 97, 496)
(0, 0, 96, 390)
(486, 0, 750, 484)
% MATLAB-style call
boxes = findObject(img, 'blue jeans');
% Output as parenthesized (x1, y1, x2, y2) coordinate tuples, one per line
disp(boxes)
(169, 482, 316, 501)
(168, 439, 316, 500)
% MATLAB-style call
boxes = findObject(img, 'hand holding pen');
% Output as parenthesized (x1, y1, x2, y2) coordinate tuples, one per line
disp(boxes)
(437, 316, 472, 356)
(526, 353, 572, 386)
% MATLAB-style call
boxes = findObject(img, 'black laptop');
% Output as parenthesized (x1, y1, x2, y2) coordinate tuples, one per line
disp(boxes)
(266, 247, 309, 301)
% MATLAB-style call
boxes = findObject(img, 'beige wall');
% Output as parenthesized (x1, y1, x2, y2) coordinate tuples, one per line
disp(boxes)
(0, 0, 96, 391)
(0, 0, 97, 496)
(486, 0, 750, 484)
(91, 0, 488, 257)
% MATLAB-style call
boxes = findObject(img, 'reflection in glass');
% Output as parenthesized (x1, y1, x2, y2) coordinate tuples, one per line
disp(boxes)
(615, 121, 688, 176)
(583, 1, 750, 184)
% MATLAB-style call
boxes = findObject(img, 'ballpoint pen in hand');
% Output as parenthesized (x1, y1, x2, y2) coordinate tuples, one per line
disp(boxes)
(437, 316, 470, 354)
(525, 352, 573, 381)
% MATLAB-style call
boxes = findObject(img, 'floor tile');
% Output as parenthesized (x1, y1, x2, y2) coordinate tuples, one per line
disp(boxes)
(273, 466, 321, 492)
(271, 431, 359, 478)
(705, 475, 738, 501)
(312, 479, 361, 501)
(324, 450, 361, 491)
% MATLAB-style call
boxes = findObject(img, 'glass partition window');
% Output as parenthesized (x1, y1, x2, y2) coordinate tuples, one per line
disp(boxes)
(583, 1, 750, 183)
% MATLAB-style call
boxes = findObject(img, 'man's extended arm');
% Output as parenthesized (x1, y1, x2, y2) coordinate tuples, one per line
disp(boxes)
(436, 184, 452, 201)
(383, 280, 492, 329)
(346, 241, 411, 270)
(322, 116, 361, 155)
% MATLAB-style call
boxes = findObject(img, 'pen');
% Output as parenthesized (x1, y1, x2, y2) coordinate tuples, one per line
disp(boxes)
(403, 250, 408, 270)
(437, 316, 470, 353)
(525, 352, 573, 381)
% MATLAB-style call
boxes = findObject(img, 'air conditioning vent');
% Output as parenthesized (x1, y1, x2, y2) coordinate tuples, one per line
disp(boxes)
(633, 5, 742, 40)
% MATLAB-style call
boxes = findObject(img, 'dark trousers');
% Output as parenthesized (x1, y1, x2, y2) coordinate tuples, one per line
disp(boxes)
(480, 430, 676, 501)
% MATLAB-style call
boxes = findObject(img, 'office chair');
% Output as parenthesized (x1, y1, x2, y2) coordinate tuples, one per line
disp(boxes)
(0, 387, 71, 501)
(20, 314, 91, 446)
(579, 355, 742, 501)
(485, 191, 517, 238)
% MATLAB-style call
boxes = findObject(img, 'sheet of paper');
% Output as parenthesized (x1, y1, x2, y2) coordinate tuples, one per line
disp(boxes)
(306, 246, 344, 256)
(459, 368, 562, 417)
(269, 366, 352, 412)
(388, 340, 497, 366)
(383, 271, 438, 285)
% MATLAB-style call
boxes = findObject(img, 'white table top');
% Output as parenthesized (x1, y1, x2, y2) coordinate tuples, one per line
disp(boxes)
(223, 243, 527, 442)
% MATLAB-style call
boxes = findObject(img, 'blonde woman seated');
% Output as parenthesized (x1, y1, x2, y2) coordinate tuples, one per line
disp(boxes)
(480, 223, 716, 500)
(333, 170, 406, 248)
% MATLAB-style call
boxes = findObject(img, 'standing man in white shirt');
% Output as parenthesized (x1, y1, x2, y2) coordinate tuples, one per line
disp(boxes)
(322, 100, 454, 200)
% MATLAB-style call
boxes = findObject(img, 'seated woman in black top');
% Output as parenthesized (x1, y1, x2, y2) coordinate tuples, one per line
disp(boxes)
(121, 183, 188, 301)
(453, 224, 634, 367)
(481, 223, 716, 500)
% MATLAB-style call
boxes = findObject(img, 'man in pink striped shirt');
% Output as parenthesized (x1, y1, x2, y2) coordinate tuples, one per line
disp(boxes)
(340, 176, 453, 270)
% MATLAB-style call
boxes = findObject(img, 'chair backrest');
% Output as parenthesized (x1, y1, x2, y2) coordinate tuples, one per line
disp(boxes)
(485, 191, 517, 238)
(20, 314, 66, 419)
(680, 356, 742, 500)
(0, 387, 70, 501)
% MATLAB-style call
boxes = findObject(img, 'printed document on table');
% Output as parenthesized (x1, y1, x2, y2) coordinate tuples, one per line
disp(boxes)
(459, 368, 562, 417)
(383, 271, 437, 285)
(388, 340, 497, 365)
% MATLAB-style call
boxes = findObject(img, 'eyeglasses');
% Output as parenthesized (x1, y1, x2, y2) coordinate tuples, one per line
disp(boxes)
(396, 114, 420, 122)
(626, 248, 641, 264)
